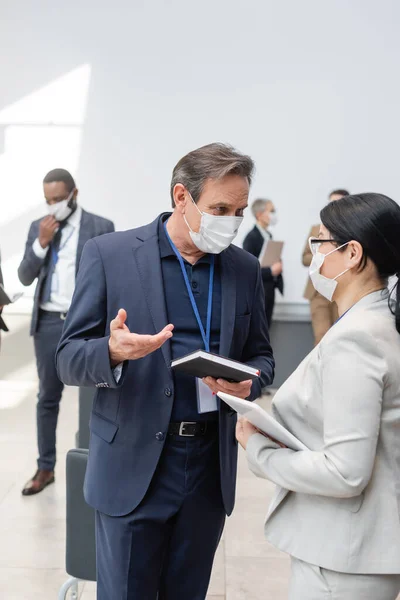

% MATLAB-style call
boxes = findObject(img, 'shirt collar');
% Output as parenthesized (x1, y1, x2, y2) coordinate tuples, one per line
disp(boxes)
(66, 205, 82, 228)
(256, 222, 271, 240)
(158, 214, 212, 263)
(158, 214, 175, 258)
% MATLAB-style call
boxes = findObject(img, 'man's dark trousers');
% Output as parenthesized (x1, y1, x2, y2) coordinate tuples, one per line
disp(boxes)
(33, 311, 65, 470)
(96, 433, 225, 599)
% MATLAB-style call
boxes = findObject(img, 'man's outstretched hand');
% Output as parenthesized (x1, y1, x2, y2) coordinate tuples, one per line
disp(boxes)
(108, 309, 174, 367)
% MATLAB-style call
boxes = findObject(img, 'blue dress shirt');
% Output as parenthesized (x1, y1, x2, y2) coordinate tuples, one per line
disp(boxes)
(158, 218, 221, 422)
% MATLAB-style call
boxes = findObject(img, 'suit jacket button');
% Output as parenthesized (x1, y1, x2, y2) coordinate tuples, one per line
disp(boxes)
(156, 432, 165, 441)
(164, 388, 172, 397)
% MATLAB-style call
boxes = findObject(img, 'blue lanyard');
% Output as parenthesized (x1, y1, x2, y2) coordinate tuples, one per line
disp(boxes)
(51, 225, 75, 266)
(164, 222, 214, 352)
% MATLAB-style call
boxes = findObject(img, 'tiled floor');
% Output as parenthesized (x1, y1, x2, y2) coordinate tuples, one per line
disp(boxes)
(0, 314, 290, 599)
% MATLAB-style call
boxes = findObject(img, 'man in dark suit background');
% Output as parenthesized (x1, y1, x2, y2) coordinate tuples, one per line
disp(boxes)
(18, 168, 114, 496)
(243, 198, 284, 327)
(56, 143, 274, 599)
(0, 252, 8, 336)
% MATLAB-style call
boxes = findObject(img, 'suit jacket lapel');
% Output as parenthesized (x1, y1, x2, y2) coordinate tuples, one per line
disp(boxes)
(134, 233, 172, 371)
(219, 249, 236, 357)
(76, 209, 92, 276)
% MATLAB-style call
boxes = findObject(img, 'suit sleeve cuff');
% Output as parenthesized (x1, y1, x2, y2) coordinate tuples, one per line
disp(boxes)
(246, 432, 280, 477)
(32, 238, 49, 259)
(247, 432, 280, 454)
(247, 377, 262, 401)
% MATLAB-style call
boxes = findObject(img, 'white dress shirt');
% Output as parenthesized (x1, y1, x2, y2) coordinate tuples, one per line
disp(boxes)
(256, 222, 272, 241)
(33, 206, 82, 312)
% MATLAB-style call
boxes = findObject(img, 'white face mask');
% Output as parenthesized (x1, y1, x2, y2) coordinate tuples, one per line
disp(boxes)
(309, 241, 350, 301)
(47, 191, 75, 222)
(269, 212, 278, 227)
(184, 193, 243, 254)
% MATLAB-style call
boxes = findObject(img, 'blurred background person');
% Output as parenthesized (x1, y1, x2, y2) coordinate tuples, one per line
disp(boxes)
(302, 189, 349, 344)
(243, 198, 284, 328)
(17, 168, 114, 496)
(0, 251, 8, 339)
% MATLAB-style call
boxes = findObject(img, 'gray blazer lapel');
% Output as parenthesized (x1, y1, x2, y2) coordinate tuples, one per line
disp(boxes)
(134, 235, 172, 371)
(76, 209, 92, 276)
(219, 249, 237, 357)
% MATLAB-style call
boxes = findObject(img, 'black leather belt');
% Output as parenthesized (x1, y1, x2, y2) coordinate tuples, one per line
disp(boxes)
(39, 309, 68, 320)
(168, 421, 218, 437)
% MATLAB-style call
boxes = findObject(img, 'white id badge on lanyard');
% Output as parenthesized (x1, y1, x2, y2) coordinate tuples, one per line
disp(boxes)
(196, 377, 218, 414)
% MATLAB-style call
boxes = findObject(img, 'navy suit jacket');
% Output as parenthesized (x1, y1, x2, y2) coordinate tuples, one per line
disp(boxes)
(0, 254, 7, 333)
(17, 209, 115, 335)
(56, 214, 275, 517)
(243, 226, 284, 295)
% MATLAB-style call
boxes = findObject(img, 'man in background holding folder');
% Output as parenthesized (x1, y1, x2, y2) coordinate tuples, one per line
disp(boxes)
(243, 198, 284, 327)
(56, 143, 274, 600)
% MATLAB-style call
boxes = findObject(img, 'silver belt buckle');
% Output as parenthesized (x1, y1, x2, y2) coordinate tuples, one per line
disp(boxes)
(60, 312, 67, 321)
(179, 421, 197, 437)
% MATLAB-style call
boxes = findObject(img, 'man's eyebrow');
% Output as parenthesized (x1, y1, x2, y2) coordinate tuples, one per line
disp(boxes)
(207, 201, 248, 208)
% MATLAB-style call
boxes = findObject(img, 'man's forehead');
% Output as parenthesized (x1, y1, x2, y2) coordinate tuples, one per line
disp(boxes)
(43, 181, 69, 196)
(202, 187, 249, 205)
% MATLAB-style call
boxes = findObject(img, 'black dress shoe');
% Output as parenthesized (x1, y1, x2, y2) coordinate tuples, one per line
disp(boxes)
(22, 469, 55, 496)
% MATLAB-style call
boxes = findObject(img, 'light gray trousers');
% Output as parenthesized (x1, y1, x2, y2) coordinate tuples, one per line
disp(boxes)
(289, 557, 400, 600)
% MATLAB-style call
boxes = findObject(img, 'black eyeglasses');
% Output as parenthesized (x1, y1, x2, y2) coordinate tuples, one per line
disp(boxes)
(308, 237, 339, 255)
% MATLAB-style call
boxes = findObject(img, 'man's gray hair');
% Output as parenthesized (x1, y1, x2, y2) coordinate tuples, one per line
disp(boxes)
(251, 198, 272, 218)
(170, 143, 254, 207)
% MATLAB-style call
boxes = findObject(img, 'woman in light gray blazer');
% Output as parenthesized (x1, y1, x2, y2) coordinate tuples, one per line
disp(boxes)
(236, 193, 400, 600)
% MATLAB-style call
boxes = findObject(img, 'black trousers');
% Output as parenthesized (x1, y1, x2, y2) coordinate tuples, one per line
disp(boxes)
(95, 434, 226, 600)
(33, 312, 65, 470)
(264, 285, 276, 328)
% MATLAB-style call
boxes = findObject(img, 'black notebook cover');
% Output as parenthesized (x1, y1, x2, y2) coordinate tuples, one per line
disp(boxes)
(171, 351, 260, 382)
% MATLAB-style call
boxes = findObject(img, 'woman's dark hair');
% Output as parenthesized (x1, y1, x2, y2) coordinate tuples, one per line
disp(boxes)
(320, 193, 400, 333)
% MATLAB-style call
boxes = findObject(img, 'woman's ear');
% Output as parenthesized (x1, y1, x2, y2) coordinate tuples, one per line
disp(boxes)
(347, 240, 363, 269)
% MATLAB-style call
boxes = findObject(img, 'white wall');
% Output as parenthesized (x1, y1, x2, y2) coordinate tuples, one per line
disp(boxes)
(1, 0, 400, 305)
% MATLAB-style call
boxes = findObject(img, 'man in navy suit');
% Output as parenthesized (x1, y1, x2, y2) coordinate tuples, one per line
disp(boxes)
(56, 144, 274, 599)
(18, 169, 114, 495)
(243, 198, 284, 327)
